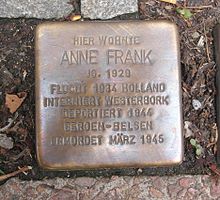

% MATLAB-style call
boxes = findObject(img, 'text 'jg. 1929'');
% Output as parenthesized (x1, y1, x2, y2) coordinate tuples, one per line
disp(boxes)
(35, 21, 183, 170)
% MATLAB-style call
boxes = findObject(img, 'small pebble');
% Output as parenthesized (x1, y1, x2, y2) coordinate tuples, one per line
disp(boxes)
(184, 121, 193, 138)
(0, 134, 14, 149)
(192, 99, 202, 110)
(165, 5, 173, 10)
(192, 31, 200, 39)
(137, 168, 143, 174)
(197, 36, 205, 47)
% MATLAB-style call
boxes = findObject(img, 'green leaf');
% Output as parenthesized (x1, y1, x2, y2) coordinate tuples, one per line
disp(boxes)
(184, 9, 193, 19)
(190, 138, 196, 146)
(176, 8, 193, 19)
(176, 8, 185, 15)
(0, 169, 5, 175)
(196, 148, 202, 156)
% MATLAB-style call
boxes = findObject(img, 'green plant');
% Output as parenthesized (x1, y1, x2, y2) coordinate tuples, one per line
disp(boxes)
(190, 138, 203, 156)
(176, 8, 193, 19)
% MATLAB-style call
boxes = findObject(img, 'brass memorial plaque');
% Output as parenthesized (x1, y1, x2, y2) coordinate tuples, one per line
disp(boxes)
(35, 21, 183, 170)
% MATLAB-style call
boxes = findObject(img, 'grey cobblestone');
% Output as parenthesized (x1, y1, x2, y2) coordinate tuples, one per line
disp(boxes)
(81, 0, 138, 19)
(0, 175, 219, 199)
(0, 0, 72, 19)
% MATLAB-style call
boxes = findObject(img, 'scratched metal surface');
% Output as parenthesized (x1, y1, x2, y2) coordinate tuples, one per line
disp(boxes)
(35, 21, 183, 170)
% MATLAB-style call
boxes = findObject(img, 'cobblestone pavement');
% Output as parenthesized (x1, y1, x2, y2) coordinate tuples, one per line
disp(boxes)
(0, 175, 219, 199)
(0, 0, 219, 199)
(81, 0, 138, 19)
(0, 0, 73, 19)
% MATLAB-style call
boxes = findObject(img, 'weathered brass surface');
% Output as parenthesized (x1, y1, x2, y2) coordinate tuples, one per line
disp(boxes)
(35, 21, 183, 170)
(214, 24, 220, 165)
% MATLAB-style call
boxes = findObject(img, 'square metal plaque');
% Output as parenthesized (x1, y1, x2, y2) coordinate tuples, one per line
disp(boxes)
(35, 21, 183, 170)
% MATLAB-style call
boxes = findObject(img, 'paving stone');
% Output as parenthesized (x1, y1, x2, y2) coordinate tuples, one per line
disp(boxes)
(50, 189, 77, 200)
(74, 177, 96, 188)
(179, 177, 195, 188)
(177, 189, 188, 199)
(210, 179, 220, 198)
(0, 0, 72, 19)
(187, 187, 200, 197)
(0, 176, 218, 199)
(81, 0, 138, 19)
(167, 183, 182, 198)
(152, 177, 166, 191)
(149, 186, 164, 198)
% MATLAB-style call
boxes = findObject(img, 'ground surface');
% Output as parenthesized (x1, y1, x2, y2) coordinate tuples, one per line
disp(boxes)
(0, 0, 220, 195)
(0, 0, 220, 199)
(81, 0, 138, 19)
(0, 0, 73, 19)
(1, 175, 220, 199)
(0, 0, 220, 180)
